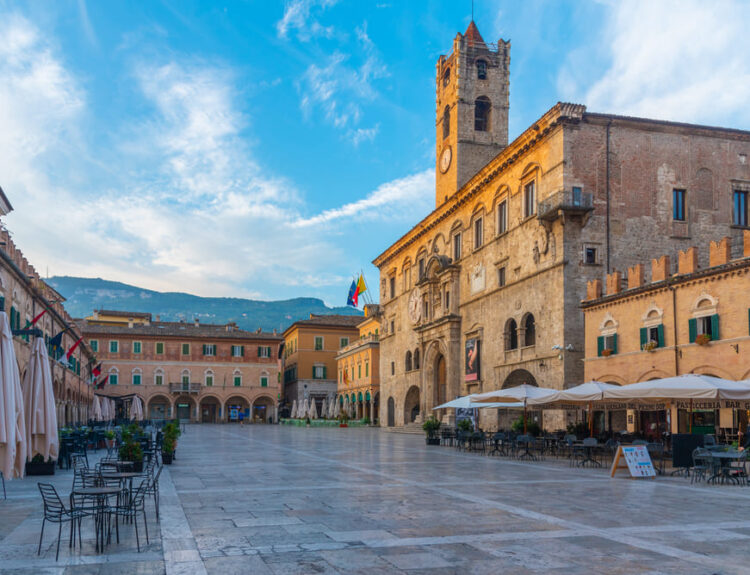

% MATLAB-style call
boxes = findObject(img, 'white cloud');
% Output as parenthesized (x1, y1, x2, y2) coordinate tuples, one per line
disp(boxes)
(293, 169, 434, 227)
(561, 0, 750, 127)
(276, 0, 338, 42)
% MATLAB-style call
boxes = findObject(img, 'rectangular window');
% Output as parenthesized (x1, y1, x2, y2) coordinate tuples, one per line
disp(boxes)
(203, 344, 216, 356)
(313, 365, 325, 379)
(314, 336, 324, 351)
(474, 217, 483, 249)
(182, 375, 189, 385)
(584, 247, 597, 265)
(389, 277, 395, 298)
(257, 346, 270, 358)
(206, 375, 213, 387)
(498, 266, 506, 287)
(109, 340, 119, 353)
(673, 189, 686, 221)
(445, 290, 450, 310)
(497, 200, 507, 234)
(365, 362, 369, 377)
(453, 232, 462, 261)
(339, 337, 349, 348)
(234, 376, 241, 387)
(734, 190, 748, 227)
(358, 365, 362, 378)
(418, 258, 425, 280)
(597, 334, 618, 356)
(691, 315, 720, 341)
(90, 340, 98, 352)
(232, 345, 245, 357)
(389, 320, 394, 334)
(109, 374, 118, 385)
(133, 341, 142, 354)
(155, 374, 163, 386)
(391, 361, 395, 375)
(181, 343, 190, 355)
(523, 181, 536, 217)
(260, 376, 268, 387)
(132, 374, 141, 385)
(155, 342, 164, 355)
(572, 186, 583, 206)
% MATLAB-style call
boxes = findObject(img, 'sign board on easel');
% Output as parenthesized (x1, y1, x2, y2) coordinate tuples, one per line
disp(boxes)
(610, 445, 656, 478)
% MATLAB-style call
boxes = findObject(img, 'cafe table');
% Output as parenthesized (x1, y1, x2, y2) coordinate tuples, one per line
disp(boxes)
(71, 486, 122, 552)
(707, 451, 746, 485)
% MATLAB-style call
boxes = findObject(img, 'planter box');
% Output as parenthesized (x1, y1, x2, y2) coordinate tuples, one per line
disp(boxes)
(25, 461, 56, 476)
(425, 437, 441, 446)
(339, 423, 348, 428)
(162, 452, 174, 465)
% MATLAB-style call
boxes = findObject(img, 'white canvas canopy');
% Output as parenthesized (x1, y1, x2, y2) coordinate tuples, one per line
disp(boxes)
(0, 312, 27, 479)
(23, 337, 58, 463)
(473, 384, 558, 406)
(602, 374, 750, 402)
(433, 395, 523, 410)
(333, 399, 340, 418)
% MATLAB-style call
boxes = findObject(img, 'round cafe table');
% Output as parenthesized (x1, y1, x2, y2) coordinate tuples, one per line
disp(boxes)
(101, 471, 143, 508)
(71, 486, 122, 552)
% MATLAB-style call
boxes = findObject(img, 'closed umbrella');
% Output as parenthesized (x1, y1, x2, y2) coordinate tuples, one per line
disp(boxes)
(92, 396, 103, 422)
(329, 398, 336, 418)
(333, 399, 340, 418)
(290, 400, 297, 419)
(301, 398, 309, 420)
(0, 312, 27, 479)
(132, 397, 144, 421)
(23, 337, 58, 464)
(320, 398, 328, 419)
(309, 398, 318, 420)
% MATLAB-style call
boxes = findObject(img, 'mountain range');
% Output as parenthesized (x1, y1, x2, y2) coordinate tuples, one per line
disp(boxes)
(47, 276, 362, 333)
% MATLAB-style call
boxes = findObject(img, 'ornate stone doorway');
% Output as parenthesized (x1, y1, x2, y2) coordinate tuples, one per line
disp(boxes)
(387, 397, 395, 427)
(404, 385, 421, 424)
(436, 354, 446, 407)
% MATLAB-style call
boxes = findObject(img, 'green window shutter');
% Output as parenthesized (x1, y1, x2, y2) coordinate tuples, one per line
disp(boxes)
(688, 318, 697, 343)
(202, 344, 206, 355)
(240, 345, 245, 357)
(611, 333, 618, 355)
(657, 324, 665, 348)
(0, 296, 4, 311)
(711, 314, 720, 340)
(639, 327, 647, 349)
(257, 346, 261, 357)
(322, 366, 327, 379)
(597, 336, 604, 357)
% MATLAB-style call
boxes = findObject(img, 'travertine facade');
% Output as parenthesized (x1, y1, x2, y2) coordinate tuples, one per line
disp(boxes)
(373, 21, 750, 431)
(81, 312, 281, 423)
(0, 187, 96, 427)
(583, 233, 750, 438)
(335, 311, 380, 422)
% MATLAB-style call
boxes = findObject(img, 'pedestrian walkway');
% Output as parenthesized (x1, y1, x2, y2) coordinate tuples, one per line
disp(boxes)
(2, 425, 750, 573)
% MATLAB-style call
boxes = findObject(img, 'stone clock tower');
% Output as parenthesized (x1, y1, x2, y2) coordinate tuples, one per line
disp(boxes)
(435, 21, 510, 207)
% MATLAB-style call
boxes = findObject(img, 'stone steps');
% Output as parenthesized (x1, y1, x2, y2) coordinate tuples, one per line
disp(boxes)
(384, 422, 424, 435)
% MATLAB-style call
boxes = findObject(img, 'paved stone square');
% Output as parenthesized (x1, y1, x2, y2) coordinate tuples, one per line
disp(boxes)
(2, 425, 750, 574)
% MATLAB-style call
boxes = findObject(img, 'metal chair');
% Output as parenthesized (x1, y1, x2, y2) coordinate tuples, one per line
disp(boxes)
(144, 465, 163, 520)
(691, 448, 711, 484)
(37, 483, 87, 561)
(108, 479, 150, 551)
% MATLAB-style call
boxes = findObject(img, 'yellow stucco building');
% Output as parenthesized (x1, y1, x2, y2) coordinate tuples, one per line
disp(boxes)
(336, 309, 380, 422)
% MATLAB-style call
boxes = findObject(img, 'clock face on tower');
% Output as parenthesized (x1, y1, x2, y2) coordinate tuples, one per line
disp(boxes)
(408, 288, 422, 324)
(439, 146, 452, 174)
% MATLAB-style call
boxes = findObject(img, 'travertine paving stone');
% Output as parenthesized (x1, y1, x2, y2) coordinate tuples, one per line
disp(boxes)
(2, 424, 750, 574)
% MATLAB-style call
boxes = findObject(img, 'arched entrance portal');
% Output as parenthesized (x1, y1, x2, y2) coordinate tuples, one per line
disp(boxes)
(404, 385, 420, 424)
(435, 355, 446, 407)
(387, 397, 395, 427)
(253, 396, 275, 423)
(148, 395, 171, 421)
(200, 397, 220, 423)
(174, 396, 196, 422)
(225, 396, 250, 422)
(502, 369, 538, 388)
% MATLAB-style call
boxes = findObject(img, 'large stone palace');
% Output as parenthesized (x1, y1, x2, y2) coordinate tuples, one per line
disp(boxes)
(372, 21, 750, 430)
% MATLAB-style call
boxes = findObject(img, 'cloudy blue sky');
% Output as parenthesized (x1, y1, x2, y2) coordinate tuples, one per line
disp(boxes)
(1, 0, 749, 305)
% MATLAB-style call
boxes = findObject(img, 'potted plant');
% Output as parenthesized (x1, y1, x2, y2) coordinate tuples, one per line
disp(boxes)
(457, 418, 473, 433)
(104, 430, 116, 450)
(26, 453, 56, 476)
(119, 440, 144, 472)
(601, 348, 613, 357)
(338, 413, 349, 428)
(423, 416, 442, 445)
(695, 334, 711, 346)
(642, 341, 657, 352)
(305, 417, 311, 428)
(162, 435, 176, 464)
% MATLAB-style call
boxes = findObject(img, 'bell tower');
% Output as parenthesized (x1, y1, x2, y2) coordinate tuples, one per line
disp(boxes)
(435, 21, 510, 207)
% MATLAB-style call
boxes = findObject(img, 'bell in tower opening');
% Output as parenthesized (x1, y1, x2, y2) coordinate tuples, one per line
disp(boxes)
(435, 21, 510, 207)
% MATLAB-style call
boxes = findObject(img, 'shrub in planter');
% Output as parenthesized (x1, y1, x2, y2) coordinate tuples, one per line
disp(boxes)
(695, 334, 711, 346)
(512, 416, 541, 437)
(26, 454, 56, 476)
(422, 417, 441, 445)
(601, 348, 613, 357)
(104, 430, 116, 449)
(457, 418, 473, 433)
(119, 441, 144, 472)
(162, 436, 176, 464)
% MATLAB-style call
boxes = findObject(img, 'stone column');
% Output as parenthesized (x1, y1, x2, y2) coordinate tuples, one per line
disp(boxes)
(369, 398, 374, 424)
(274, 405, 279, 423)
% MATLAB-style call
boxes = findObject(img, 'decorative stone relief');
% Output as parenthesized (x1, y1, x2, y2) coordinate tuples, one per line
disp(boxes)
(470, 263, 485, 294)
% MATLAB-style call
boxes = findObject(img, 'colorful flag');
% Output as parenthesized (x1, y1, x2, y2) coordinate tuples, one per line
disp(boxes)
(356, 274, 367, 295)
(92, 363, 102, 378)
(66, 337, 84, 361)
(346, 280, 357, 307)
(49, 329, 68, 352)
(24, 308, 48, 329)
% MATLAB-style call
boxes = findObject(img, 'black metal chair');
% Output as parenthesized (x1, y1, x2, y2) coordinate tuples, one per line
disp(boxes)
(691, 448, 711, 484)
(646, 443, 665, 475)
(37, 483, 87, 561)
(108, 478, 150, 551)
(144, 465, 163, 521)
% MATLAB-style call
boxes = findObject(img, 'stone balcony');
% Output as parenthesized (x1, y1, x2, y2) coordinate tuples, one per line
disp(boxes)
(169, 382, 202, 394)
(538, 189, 594, 221)
(338, 333, 379, 355)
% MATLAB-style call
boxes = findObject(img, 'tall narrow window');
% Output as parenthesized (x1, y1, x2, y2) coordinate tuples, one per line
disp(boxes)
(474, 217, 483, 249)
(523, 181, 536, 218)
(476, 59, 487, 80)
(673, 189, 686, 221)
(155, 342, 164, 354)
(498, 266, 506, 287)
(572, 186, 583, 206)
(497, 200, 507, 234)
(314, 336, 324, 351)
(418, 258, 425, 280)
(734, 190, 748, 227)
(453, 232, 461, 261)
(442, 105, 450, 140)
(474, 96, 491, 132)
(442, 67, 450, 87)
(389, 277, 395, 298)
(133, 341, 142, 354)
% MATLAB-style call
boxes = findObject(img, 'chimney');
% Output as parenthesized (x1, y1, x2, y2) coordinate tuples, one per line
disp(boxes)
(194, 317, 200, 327)
(273, 328, 277, 335)
(586, 279, 602, 301)
(155, 315, 160, 322)
(709, 236, 731, 267)
(677, 247, 698, 275)
(651, 255, 670, 282)
(128, 318, 134, 328)
(605, 270, 622, 295)
(745, 230, 750, 258)
(627, 264, 644, 289)
(256, 327, 262, 334)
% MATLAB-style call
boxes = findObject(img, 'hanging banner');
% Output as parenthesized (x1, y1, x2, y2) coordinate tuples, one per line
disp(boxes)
(465, 339, 480, 381)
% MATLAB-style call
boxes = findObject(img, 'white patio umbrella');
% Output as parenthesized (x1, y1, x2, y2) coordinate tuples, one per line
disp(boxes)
(329, 398, 336, 418)
(544, 381, 621, 437)
(92, 396, 103, 422)
(320, 398, 328, 419)
(603, 374, 750, 402)
(290, 400, 297, 419)
(473, 384, 558, 434)
(433, 395, 524, 410)
(301, 398, 309, 419)
(333, 399, 340, 418)
(0, 312, 27, 479)
(309, 398, 319, 420)
(132, 397, 144, 421)
(23, 337, 58, 464)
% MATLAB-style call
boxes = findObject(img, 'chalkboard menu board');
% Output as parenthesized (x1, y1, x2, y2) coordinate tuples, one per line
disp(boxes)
(671, 434, 705, 470)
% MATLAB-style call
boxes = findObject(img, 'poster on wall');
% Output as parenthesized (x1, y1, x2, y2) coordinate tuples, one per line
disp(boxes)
(465, 339, 480, 381)
(456, 408, 477, 431)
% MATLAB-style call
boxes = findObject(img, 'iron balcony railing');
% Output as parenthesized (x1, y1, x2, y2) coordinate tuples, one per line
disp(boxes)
(169, 382, 201, 394)
(538, 190, 594, 221)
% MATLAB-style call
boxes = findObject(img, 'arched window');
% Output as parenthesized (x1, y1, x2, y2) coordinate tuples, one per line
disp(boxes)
(442, 67, 450, 87)
(476, 59, 487, 80)
(154, 368, 165, 386)
(474, 96, 491, 132)
(131, 367, 142, 386)
(405, 350, 412, 372)
(524, 314, 536, 347)
(413, 348, 420, 370)
(205, 369, 214, 387)
(505, 318, 518, 350)
(442, 105, 450, 140)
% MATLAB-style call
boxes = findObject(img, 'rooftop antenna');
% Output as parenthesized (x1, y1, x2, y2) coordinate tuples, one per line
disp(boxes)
(472, 0, 474, 21)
